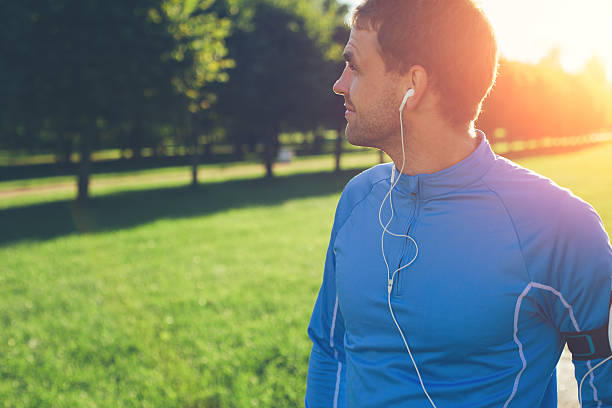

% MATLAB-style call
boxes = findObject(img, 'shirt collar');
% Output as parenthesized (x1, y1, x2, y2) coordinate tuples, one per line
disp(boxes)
(392, 130, 496, 200)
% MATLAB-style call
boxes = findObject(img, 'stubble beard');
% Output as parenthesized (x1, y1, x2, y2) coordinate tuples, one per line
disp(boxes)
(344, 101, 399, 151)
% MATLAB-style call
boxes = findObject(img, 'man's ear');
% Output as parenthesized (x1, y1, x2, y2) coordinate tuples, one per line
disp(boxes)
(399, 65, 428, 110)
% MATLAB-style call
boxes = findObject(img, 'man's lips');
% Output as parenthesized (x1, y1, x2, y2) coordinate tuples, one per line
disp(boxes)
(344, 104, 356, 117)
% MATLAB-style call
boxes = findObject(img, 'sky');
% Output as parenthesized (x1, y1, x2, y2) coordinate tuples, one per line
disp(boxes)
(341, 0, 612, 80)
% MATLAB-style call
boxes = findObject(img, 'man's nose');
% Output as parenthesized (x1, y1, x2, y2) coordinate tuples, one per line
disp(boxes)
(333, 66, 349, 96)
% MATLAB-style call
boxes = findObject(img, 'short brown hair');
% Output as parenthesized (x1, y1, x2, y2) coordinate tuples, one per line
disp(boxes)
(351, 0, 498, 125)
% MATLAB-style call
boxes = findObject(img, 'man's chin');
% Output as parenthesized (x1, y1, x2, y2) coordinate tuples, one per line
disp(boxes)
(345, 127, 375, 148)
(344, 130, 362, 147)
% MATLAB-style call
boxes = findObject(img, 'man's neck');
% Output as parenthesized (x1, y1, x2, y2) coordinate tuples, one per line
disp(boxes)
(385, 122, 479, 176)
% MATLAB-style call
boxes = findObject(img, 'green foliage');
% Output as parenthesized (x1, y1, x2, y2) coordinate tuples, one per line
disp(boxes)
(0, 0, 235, 199)
(163, 0, 234, 112)
(3, 0, 610, 189)
(212, 0, 348, 175)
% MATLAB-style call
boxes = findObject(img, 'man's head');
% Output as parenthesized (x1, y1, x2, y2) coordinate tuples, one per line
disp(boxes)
(333, 0, 498, 148)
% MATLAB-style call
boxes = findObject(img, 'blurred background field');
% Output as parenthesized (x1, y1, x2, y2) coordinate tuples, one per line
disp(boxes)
(1, 143, 611, 407)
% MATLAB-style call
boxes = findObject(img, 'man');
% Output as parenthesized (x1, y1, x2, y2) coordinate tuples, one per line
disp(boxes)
(305, 0, 612, 407)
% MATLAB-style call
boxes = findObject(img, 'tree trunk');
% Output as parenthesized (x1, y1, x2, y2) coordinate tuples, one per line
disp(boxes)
(263, 129, 279, 179)
(189, 116, 199, 188)
(131, 121, 142, 160)
(334, 129, 342, 173)
(264, 140, 274, 178)
(191, 147, 199, 188)
(77, 125, 93, 204)
(63, 138, 72, 165)
(233, 139, 244, 161)
(379, 149, 385, 164)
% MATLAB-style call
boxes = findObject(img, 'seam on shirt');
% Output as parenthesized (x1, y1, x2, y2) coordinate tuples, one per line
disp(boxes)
(505, 282, 602, 407)
(333, 361, 342, 408)
(420, 155, 497, 203)
(586, 360, 602, 408)
(480, 177, 532, 283)
(330, 295, 339, 353)
(485, 178, 603, 407)
(335, 177, 388, 239)
(324, 170, 386, 401)
(330, 295, 342, 408)
(504, 282, 583, 408)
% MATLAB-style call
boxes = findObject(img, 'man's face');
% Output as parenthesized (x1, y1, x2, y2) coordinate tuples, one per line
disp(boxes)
(333, 28, 401, 149)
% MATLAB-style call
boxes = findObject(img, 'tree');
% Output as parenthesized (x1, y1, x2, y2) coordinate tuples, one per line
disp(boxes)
(213, 0, 348, 177)
(163, 0, 233, 187)
(0, 0, 231, 201)
(308, 14, 350, 173)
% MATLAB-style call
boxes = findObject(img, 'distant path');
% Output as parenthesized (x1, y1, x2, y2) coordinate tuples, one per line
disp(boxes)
(0, 171, 191, 199)
(0, 152, 382, 200)
(3, 138, 611, 202)
(0, 182, 75, 198)
(0, 162, 269, 200)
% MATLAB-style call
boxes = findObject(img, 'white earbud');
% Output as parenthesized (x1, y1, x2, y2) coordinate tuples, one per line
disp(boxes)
(399, 88, 415, 112)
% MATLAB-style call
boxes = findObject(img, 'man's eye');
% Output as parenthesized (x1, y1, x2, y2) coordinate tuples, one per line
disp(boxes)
(348, 64, 357, 72)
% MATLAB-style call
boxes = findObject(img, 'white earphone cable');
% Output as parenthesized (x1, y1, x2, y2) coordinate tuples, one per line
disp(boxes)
(379, 91, 437, 408)
(578, 354, 612, 406)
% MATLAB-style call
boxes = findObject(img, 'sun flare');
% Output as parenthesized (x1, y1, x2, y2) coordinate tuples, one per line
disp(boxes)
(344, 0, 612, 81)
(478, 0, 612, 79)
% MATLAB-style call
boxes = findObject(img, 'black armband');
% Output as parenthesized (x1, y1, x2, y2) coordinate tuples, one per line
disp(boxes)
(564, 296, 612, 361)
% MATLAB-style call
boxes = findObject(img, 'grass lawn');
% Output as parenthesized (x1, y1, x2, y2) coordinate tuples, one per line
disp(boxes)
(1, 144, 611, 407)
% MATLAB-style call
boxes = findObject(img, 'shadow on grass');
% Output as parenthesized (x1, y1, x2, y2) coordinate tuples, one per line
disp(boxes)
(0, 169, 363, 247)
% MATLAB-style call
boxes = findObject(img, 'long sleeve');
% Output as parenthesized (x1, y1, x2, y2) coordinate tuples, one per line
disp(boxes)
(540, 198, 612, 407)
(305, 209, 347, 408)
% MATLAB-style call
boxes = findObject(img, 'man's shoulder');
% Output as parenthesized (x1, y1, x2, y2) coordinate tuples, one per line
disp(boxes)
(333, 162, 391, 220)
(483, 155, 597, 230)
(486, 156, 611, 294)
(486, 155, 566, 193)
(341, 162, 391, 201)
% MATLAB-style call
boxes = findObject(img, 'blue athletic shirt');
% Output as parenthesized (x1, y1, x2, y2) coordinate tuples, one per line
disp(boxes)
(306, 132, 612, 407)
